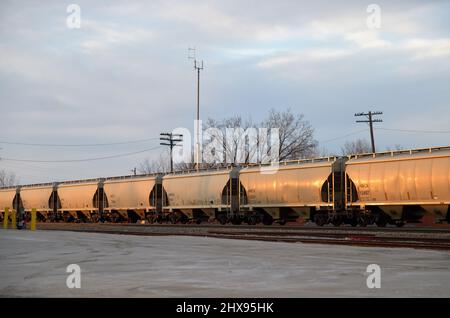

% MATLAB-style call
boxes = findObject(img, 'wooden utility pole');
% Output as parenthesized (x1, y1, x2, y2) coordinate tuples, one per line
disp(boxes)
(160, 133, 183, 173)
(355, 111, 383, 153)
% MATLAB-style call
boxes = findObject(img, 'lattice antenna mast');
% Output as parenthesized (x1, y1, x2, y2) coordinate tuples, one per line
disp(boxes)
(188, 47, 204, 171)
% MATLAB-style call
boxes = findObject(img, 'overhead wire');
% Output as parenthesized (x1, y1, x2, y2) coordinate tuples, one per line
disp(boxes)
(318, 126, 450, 145)
(0, 145, 163, 163)
(2, 126, 448, 164)
(376, 128, 450, 134)
(0, 137, 160, 147)
(318, 129, 367, 144)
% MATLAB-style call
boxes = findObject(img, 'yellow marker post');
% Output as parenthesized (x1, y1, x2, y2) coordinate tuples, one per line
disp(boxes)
(11, 210, 16, 229)
(3, 208, 9, 229)
(31, 208, 37, 231)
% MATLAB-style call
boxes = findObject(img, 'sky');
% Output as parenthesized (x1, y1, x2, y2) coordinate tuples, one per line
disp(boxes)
(1, 0, 450, 184)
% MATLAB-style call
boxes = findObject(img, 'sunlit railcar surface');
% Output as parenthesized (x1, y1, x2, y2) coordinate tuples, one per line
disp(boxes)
(0, 188, 17, 222)
(0, 146, 449, 226)
(19, 185, 55, 221)
(57, 180, 101, 222)
(103, 176, 159, 223)
(162, 169, 234, 224)
(238, 158, 339, 225)
(346, 147, 450, 226)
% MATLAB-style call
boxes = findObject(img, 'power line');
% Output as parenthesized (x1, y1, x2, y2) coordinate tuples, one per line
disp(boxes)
(376, 127, 450, 134)
(0, 146, 162, 163)
(0, 137, 159, 147)
(355, 111, 383, 153)
(319, 129, 367, 144)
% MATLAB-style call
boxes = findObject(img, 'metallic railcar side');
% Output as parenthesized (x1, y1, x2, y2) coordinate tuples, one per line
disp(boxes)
(0, 187, 18, 222)
(345, 146, 450, 226)
(57, 180, 101, 222)
(19, 184, 55, 221)
(238, 157, 343, 225)
(103, 175, 160, 222)
(162, 169, 233, 223)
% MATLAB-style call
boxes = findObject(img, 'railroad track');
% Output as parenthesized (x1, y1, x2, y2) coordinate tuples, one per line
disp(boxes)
(35, 221, 450, 232)
(31, 222, 450, 251)
(206, 230, 450, 250)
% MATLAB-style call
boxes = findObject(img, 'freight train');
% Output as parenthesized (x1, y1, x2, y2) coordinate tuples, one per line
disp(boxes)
(1, 146, 449, 227)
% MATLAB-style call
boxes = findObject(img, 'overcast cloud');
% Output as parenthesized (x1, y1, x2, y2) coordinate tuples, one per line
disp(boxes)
(1, 0, 450, 184)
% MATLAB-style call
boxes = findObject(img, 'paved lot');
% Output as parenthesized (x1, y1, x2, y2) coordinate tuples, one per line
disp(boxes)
(1, 229, 449, 297)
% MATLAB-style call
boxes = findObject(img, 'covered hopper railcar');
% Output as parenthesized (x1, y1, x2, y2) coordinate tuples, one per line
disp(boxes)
(1, 146, 449, 226)
(57, 180, 103, 222)
(102, 175, 161, 223)
(19, 184, 57, 221)
(0, 187, 18, 222)
(161, 168, 236, 224)
(345, 146, 450, 227)
(237, 157, 345, 225)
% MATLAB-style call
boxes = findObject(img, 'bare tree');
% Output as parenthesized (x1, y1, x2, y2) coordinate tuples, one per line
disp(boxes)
(310, 146, 333, 158)
(173, 153, 198, 171)
(138, 151, 170, 174)
(138, 149, 198, 174)
(385, 144, 404, 151)
(204, 116, 257, 165)
(262, 108, 317, 160)
(203, 109, 317, 164)
(0, 169, 17, 187)
(341, 139, 372, 155)
(140, 109, 318, 171)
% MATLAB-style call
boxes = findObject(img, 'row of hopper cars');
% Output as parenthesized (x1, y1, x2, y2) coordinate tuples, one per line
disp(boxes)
(1, 146, 449, 227)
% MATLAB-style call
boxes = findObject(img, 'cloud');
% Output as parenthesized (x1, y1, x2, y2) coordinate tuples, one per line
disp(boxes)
(344, 30, 390, 49)
(79, 20, 155, 54)
(403, 38, 450, 60)
(1, 0, 450, 183)
(257, 48, 353, 69)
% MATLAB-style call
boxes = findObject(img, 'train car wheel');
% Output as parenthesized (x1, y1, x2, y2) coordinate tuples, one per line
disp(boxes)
(314, 214, 326, 226)
(358, 216, 368, 227)
(348, 218, 358, 227)
(169, 214, 177, 224)
(262, 215, 273, 226)
(375, 215, 388, 227)
(247, 216, 257, 225)
(331, 216, 343, 226)
(231, 217, 243, 225)
(176, 216, 187, 224)
(216, 214, 227, 225)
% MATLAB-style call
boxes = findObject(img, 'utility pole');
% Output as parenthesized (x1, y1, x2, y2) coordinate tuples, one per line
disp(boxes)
(160, 133, 183, 173)
(188, 47, 204, 171)
(194, 60, 203, 171)
(355, 111, 383, 153)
